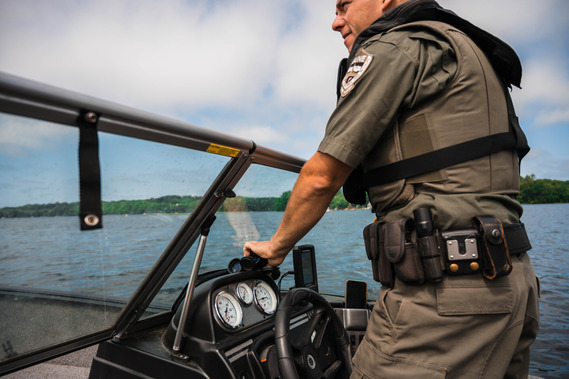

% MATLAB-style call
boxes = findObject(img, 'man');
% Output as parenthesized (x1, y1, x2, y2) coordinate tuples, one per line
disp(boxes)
(244, 0, 539, 377)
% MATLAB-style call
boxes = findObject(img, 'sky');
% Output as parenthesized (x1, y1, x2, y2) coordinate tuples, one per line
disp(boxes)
(1, 0, 569, 207)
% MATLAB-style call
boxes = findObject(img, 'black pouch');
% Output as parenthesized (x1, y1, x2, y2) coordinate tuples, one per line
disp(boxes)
(383, 219, 425, 285)
(363, 221, 393, 287)
(473, 216, 512, 280)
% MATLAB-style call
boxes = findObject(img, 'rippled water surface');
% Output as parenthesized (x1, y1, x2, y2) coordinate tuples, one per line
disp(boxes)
(0, 204, 567, 377)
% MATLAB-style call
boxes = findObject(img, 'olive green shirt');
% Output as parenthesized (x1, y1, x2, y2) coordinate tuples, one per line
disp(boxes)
(318, 28, 457, 168)
(318, 27, 522, 228)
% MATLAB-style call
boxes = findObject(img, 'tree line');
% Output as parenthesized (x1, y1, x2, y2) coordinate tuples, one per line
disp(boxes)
(1, 175, 567, 218)
(518, 175, 569, 204)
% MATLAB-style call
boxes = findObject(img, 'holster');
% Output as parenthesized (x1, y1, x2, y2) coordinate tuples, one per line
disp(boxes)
(363, 219, 425, 287)
(473, 216, 512, 279)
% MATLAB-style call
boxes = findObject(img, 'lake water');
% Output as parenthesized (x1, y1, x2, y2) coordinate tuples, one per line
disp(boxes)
(0, 203, 567, 377)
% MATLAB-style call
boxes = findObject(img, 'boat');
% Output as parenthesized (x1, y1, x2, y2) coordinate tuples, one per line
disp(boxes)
(0, 71, 365, 378)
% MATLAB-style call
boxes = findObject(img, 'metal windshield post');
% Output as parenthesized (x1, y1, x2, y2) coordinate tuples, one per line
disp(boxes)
(172, 214, 216, 353)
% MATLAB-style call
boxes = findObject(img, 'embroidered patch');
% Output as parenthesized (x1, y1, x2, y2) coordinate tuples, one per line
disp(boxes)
(340, 49, 374, 97)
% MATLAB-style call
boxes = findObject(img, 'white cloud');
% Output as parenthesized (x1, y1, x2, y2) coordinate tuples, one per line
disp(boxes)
(230, 125, 288, 145)
(437, 0, 568, 46)
(1, 0, 568, 180)
(0, 114, 75, 155)
(535, 109, 569, 127)
(0, 0, 286, 111)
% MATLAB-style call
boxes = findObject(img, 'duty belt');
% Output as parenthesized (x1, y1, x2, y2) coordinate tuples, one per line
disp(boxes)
(363, 212, 533, 287)
(438, 217, 532, 280)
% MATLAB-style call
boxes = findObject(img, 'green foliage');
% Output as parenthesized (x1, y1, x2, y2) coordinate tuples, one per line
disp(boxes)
(518, 175, 569, 204)
(4, 175, 564, 219)
(274, 191, 291, 212)
(329, 191, 368, 210)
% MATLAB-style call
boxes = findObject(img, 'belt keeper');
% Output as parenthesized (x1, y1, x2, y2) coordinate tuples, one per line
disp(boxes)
(473, 216, 512, 279)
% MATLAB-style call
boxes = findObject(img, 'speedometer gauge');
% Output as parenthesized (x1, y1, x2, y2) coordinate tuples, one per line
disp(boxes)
(214, 291, 243, 329)
(253, 281, 277, 315)
(236, 282, 253, 305)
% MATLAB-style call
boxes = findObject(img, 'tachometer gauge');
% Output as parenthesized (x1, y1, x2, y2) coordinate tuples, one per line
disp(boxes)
(253, 281, 277, 315)
(214, 291, 243, 329)
(236, 282, 253, 305)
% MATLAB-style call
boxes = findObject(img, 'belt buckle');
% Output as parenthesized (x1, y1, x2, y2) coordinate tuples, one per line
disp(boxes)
(440, 229, 481, 275)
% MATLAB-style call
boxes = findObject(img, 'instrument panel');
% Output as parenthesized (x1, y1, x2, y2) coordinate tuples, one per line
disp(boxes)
(212, 278, 278, 331)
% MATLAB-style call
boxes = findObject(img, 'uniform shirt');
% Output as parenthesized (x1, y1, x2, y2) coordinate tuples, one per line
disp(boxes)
(318, 26, 522, 229)
(318, 27, 457, 169)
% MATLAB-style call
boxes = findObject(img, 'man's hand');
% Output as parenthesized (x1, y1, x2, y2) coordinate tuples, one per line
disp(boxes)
(243, 152, 353, 266)
(243, 239, 289, 267)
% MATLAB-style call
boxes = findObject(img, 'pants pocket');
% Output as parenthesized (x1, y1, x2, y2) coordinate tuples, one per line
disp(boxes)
(351, 337, 447, 379)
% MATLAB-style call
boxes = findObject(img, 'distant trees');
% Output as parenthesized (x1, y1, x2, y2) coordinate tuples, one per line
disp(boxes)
(1, 176, 567, 218)
(518, 175, 569, 204)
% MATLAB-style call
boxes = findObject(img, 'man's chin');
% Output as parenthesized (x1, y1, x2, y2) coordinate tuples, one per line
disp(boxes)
(344, 35, 355, 52)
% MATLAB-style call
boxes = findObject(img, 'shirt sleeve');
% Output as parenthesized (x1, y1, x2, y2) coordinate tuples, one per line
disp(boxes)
(318, 29, 457, 168)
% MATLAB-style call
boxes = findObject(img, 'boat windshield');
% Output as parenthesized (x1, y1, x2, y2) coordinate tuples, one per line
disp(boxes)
(0, 112, 233, 360)
(148, 163, 300, 311)
(0, 73, 376, 371)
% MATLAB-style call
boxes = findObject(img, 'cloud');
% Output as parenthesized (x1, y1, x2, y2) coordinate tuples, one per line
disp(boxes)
(438, 0, 568, 46)
(521, 148, 569, 180)
(228, 125, 287, 145)
(1, 0, 568, 181)
(0, 114, 75, 156)
(535, 109, 569, 128)
(0, 0, 286, 111)
(515, 58, 569, 107)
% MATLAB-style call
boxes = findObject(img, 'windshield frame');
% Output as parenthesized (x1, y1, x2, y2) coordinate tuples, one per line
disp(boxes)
(0, 71, 305, 374)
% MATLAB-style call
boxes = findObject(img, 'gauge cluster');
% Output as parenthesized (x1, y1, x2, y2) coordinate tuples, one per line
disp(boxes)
(212, 278, 278, 331)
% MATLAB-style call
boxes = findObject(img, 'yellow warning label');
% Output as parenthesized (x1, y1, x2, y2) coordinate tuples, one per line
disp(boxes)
(206, 144, 240, 157)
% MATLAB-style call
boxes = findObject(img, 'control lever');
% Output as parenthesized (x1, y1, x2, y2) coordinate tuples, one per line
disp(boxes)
(241, 252, 268, 270)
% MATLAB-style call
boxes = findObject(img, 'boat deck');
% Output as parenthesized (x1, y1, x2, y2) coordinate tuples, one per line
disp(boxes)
(4, 346, 96, 378)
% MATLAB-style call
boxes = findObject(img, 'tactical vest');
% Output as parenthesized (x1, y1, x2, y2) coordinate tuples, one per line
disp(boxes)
(351, 21, 524, 214)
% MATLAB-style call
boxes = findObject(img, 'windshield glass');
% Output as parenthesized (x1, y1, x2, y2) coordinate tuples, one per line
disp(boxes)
(0, 112, 228, 363)
(1, 109, 379, 366)
(149, 162, 378, 315)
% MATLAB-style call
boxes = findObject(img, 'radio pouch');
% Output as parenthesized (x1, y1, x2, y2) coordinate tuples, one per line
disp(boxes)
(363, 219, 425, 287)
(473, 216, 512, 279)
(383, 219, 425, 285)
(363, 221, 393, 287)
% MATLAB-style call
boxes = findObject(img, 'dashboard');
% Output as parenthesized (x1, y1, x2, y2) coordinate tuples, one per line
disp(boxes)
(163, 270, 285, 350)
(212, 278, 278, 331)
(92, 265, 358, 378)
(159, 269, 296, 377)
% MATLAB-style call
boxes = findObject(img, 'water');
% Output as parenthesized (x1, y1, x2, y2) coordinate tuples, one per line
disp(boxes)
(0, 204, 567, 377)
(520, 204, 569, 378)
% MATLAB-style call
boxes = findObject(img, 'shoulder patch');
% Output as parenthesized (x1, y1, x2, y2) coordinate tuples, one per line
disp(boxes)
(340, 49, 373, 97)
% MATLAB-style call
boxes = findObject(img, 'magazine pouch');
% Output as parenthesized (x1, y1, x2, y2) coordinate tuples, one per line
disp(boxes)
(473, 216, 512, 280)
(383, 219, 425, 285)
(363, 221, 393, 286)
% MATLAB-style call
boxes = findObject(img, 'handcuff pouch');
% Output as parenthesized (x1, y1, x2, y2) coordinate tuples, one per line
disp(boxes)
(473, 216, 512, 279)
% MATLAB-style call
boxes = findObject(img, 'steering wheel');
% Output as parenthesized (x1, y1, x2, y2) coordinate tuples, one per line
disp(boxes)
(275, 288, 353, 378)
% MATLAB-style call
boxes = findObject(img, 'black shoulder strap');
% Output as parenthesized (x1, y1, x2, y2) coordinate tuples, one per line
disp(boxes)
(362, 87, 530, 188)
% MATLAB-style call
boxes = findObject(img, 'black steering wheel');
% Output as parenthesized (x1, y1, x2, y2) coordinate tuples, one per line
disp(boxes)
(275, 288, 353, 378)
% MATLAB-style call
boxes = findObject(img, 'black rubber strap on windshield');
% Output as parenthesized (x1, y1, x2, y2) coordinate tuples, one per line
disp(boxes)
(78, 111, 103, 230)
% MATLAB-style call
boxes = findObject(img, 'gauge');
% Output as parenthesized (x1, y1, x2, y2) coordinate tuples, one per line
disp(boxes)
(214, 291, 243, 329)
(236, 282, 253, 305)
(253, 281, 277, 315)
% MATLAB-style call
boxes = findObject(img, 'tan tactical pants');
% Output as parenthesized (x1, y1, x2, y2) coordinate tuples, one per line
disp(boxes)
(351, 252, 539, 379)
